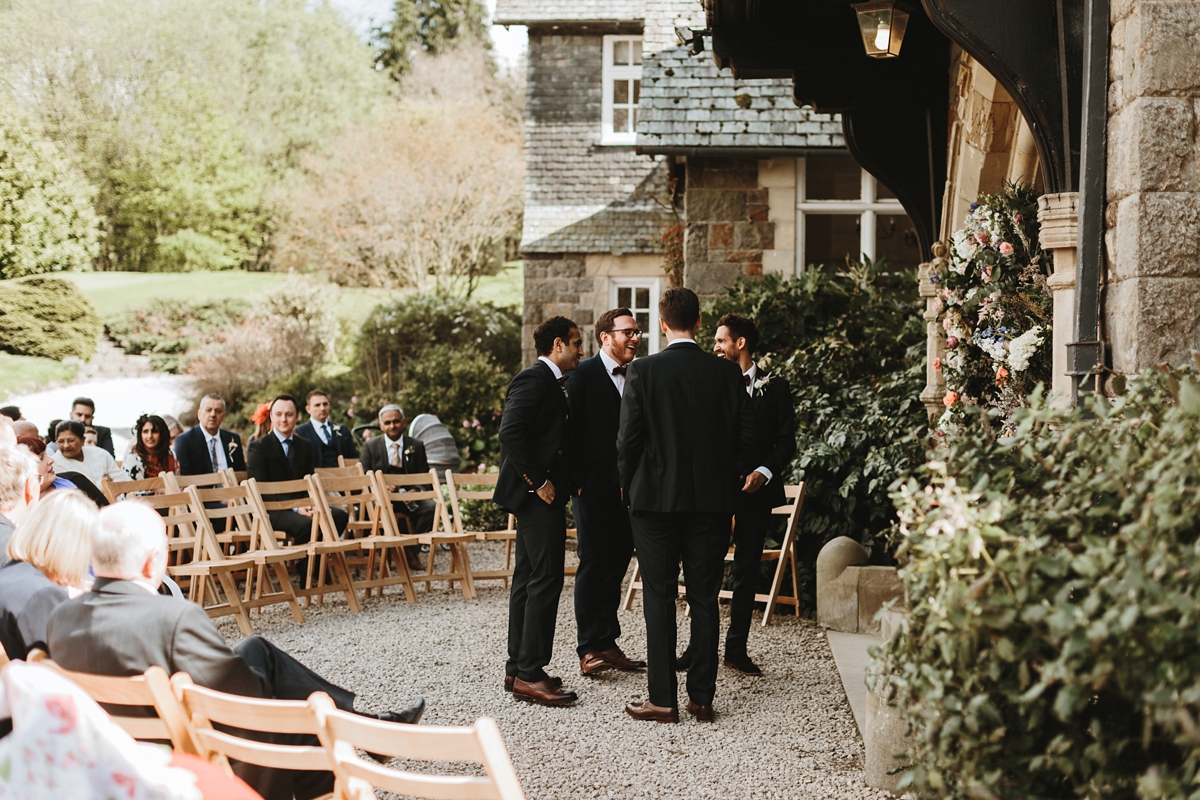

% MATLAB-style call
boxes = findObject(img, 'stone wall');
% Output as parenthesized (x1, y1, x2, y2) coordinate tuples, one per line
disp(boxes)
(683, 157, 774, 297)
(1105, 0, 1200, 374)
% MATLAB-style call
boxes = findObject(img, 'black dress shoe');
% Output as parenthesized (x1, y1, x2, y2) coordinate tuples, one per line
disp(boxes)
(686, 700, 714, 722)
(378, 698, 426, 725)
(675, 647, 692, 671)
(723, 652, 763, 676)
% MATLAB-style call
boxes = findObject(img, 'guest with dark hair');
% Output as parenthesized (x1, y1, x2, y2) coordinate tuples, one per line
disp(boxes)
(45, 419, 62, 455)
(0, 406, 21, 422)
(69, 397, 115, 457)
(51, 420, 130, 487)
(122, 415, 179, 480)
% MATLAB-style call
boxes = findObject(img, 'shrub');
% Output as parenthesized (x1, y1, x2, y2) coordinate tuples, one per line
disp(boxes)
(878, 368, 1200, 799)
(106, 298, 249, 373)
(0, 276, 100, 360)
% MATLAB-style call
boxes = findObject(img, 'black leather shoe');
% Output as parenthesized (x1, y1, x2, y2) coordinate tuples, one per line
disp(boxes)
(378, 698, 426, 725)
(723, 652, 763, 676)
(675, 647, 692, 671)
(686, 700, 714, 722)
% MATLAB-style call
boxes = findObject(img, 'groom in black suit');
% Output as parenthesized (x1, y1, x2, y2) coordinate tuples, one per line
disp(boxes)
(617, 288, 755, 723)
(677, 313, 796, 677)
(494, 316, 583, 707)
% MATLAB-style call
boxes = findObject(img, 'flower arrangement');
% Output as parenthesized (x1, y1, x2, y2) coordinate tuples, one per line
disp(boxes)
(932, 184, 1053, 434)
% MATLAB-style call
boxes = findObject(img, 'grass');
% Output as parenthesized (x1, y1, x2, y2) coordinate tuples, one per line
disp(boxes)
(0, 352, 78, 399)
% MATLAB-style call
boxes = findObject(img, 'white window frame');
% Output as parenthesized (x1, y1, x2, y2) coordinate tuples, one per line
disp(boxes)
(794, 156, 907, 275)
(610, 277, 661, 355)
(601, 35, 643, 146)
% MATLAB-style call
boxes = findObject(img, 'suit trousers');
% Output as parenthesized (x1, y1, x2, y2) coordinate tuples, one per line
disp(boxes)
(230, 636, 355, 800)
(267, 507, 349, 582)
(391, 498, 436, 534)
(630, 511, 730, 708)
(572, 489, 634, 658)
(725, 505, 772, 656)
(506, 499, 566, 682)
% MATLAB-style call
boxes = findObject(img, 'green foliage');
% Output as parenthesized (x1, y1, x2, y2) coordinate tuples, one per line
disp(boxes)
(0, 351, 78, 396)
(105, 298, 249, 373)
(0, 99, 101, 279)
(702, 263, 926, 598)
(879, 369, 1200, 800)
(373, 0, 489, 80)
(0, 276, 100, 360)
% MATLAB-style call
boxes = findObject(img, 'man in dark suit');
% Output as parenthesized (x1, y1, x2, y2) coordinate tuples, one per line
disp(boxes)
(295, 389, 358, 469)
(617, 288, 755, 724)
(69, 396, 115, 457)
(46, 502, 424, 800)
(677, 313, 796, 677)
(566, 308, 647, 677)
(174, 394, 248, 475)
(494, 316, 583, 706)
(360, 404, 433, 571)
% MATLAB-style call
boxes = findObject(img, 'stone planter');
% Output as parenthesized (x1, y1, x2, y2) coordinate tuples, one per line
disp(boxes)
(815, 536, 903, 635)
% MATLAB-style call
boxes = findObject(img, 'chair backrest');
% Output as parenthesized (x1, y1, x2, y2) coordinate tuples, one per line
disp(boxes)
(101, 475, 168, 503)
(315, 464, 364, 478)
(189, 482, 270, 549)
(166, 471, 230, 490)
(310, 473, 384, 539)
(173, 673, 331, 772)
(374, 470, 452, 536)
(27, 650, 198, 753)
(134, 490, 223, 562)
(444, 472, 513, 536)
(244, 477, 337, 546)
(773, 483, 807, 516)
(310, 694, 525, 800)
(338, 456, 360, 468)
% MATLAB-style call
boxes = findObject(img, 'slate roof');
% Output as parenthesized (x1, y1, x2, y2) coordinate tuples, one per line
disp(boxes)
(636, 46, 846, 151)
(494, 0, 645, 25)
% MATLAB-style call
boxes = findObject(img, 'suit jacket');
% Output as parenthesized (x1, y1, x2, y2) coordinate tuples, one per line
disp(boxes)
(0, 560, 68, 660)
(295, 420, 358, 469)
(494, 361, 571, 512)
(46, 577, 264, 697)
(617, 341, 756, 514)
(0, 514, 12, 568)
(175, 426, 247, 474)
(566, 354, 623, 495)
(247, 433, 315, 501)
(360, 434, 430, 476)
(741, 373, 797, 512)
(93, 424, 115, 458)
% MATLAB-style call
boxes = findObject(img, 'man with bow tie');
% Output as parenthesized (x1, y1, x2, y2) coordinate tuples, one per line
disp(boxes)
(295, 389, 358, 469)
(494, 316, 583, 707)
(565, 308, 647, 678)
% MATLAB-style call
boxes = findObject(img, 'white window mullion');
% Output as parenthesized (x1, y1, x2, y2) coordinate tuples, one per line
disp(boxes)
(602, 35, 642, 145)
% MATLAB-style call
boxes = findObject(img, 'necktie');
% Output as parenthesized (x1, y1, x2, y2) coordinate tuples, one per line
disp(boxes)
(321, 423, 332, 445)
(389, 441, 401, 468)
(208, 436, 219, 471)
(558, 376, 568, 387)
(612, 365, 627, 377)
(283, 438, 294, 460)
(744, 374, 753, 387)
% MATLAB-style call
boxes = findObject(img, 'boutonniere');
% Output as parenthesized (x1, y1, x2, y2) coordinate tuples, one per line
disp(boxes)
(403, 445, 416, 460)
(753, 373, 774, 398)
(227, 439, 239, 455)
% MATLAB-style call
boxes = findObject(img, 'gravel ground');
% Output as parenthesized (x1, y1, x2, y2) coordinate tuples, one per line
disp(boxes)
(215, 543, 891, 800)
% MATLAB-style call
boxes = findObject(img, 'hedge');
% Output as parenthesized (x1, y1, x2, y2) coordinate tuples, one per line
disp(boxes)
(0, 276, 100, 360)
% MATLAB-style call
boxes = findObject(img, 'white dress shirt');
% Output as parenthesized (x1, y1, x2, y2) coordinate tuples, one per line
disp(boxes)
(667, 337, 697, 347)
(537, 355, 564, 381)
(742, 364, 773, 484)
(202, 428, 228, 471)
(598, 349, 626, 396)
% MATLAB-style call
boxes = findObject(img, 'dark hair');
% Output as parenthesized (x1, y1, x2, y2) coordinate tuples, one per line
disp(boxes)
(16, 435, 45, 456)
(270, 393, 298, 413)
(305, 389, 330, 404)
(55, 420, 86, 440)
(0, 406, 19, 421)
(47, 419, 62, 441)
(658, 287, 700, 332)
(533, 316, 577, 356)
(716, 313, 760, 354)
(594, 307, 634, 346)
(134, 414, 172, 466)
(71, 396, 95, 412)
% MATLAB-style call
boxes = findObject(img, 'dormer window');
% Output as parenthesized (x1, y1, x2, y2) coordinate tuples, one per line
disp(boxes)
(602, 35, 642, 145)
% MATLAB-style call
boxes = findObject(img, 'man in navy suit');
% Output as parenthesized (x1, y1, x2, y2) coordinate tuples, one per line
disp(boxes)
(295, 389, 358, 469)
(174, 394, 247, 475)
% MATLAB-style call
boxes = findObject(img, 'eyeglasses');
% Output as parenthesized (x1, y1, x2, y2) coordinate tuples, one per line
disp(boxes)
(612, 328, 643, 338)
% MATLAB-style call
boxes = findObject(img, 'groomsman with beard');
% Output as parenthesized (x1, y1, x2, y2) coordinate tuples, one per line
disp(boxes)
(494, 317, 584, 706)
(677, 313, 796, 676)
(566, 308, 648, 677)
(617, 288, 755, 723)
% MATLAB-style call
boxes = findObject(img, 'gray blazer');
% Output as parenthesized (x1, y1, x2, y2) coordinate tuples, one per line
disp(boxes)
(46, 577, 264, 697)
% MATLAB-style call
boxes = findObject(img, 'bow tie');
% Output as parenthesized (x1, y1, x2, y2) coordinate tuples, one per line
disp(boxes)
(612, 365, 627, 377)
(558, 376, 568, 387)
(744, 374, 753, 387)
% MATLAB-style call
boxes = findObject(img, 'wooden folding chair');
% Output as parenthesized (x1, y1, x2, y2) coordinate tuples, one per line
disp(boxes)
(315, 465, 365, 478)
(444, 471, 517, 587)
(245, 477, 363, 612)
(28, 650, 199, 754)
(337, 456, 360, 468)
(189, 482, 307, 623)
(172, 673, 333, 783)
(376, 470, 476, 599)
(136, 489, 256, 636)
(166, 471, 230, 491)
(310, 472, 419, 603)
(309, 694, 526, 800)
(101, 475, 168, 503)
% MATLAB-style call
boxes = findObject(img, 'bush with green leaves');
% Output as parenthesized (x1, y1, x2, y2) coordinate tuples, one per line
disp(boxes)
(106, 299, 249, 373)
(0, 276, 100, 360)
(877, 368, 1200, 800)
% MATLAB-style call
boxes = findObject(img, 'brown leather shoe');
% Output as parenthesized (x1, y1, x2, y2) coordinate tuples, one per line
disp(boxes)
(512, 678, 578, 707)
(599, 647, 646, 671)
(686, 700, 714, 722)
(675, 647, 692, 671)
(505, 675, 562, 692)
(723, 652, 763, 676)
(625, 700, 679, 723)
(580, 652, 615, 675)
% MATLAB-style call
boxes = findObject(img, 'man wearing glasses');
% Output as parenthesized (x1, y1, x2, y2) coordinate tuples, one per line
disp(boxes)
(565, 308, 648, 677)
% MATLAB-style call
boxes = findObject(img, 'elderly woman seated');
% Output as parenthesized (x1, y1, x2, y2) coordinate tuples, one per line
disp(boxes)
(51, 420, 129, 488)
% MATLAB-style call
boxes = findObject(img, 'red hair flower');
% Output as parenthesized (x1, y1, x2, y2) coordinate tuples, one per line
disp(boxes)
(251, 403, 271, 426)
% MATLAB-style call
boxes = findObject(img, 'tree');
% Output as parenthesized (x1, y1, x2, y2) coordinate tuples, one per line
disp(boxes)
(0, 99, 101, 279)
(373, 0, 489, 80)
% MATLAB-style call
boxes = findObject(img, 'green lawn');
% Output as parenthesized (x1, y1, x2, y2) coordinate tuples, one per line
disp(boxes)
(0, 352, 78, 398)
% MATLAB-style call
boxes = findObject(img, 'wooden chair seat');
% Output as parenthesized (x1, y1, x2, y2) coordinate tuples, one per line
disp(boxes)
(101, 474, 168, 503)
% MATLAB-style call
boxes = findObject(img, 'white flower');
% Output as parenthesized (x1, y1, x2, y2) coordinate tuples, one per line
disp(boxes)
(953, 230, 975, 261)
(753, 373, 773, 396)
(1007, 325, 1045, 372)
(972, 331, 1008, 363)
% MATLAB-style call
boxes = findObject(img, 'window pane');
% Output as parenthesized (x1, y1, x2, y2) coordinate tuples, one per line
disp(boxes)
(806, 157, 862, 200)
(613, 80, 629, 104)
(632, 40, 643, 65)
(618, 287, 631, 307)
(633, 79, 640, 103)
(635, 287, 649, 308)
(804, 214, 861, 269)
(635, 312, 650, 357)
(876, 180, 897, 200)
(614, 40, 629, 65)
(613, 108, 629, 132)
(874, 213, 922, 270)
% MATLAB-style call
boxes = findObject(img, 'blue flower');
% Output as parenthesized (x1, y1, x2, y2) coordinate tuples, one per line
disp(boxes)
(930, 275, 942, 284)
(969, 202, 981, 211)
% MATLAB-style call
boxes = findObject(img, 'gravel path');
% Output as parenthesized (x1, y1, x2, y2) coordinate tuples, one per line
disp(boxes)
(215, 543, 889, 800)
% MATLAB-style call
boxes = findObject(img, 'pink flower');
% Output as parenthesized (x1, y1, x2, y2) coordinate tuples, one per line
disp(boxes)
(996, 366, 1009, 388)
(980, 264, 994, 282)
(933, 358, 942, 372)
(945, 336, 959, 350)
(999, 242, 1014, 255)
(943, 392, 959, 407)
(1014, 214, 1023, 222)
(977, 232, 990, 245)
(350, 395, 359, 404)
(462, 420, 471, 428)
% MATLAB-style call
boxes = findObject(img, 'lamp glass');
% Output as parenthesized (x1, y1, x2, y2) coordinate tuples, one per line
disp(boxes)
(853, 3, 910, 59)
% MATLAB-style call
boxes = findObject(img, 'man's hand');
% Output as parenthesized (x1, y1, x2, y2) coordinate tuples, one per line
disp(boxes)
(536, 481, 556, 505)
(741, 471, 767, 494)
(297, 506, 315, 517)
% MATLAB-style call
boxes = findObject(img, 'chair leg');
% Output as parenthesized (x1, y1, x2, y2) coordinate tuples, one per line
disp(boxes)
(762, 550, 788, 628)
(217, 571, 254, 637)
(455, 543, 476, 599)
(789, 541, 800, 616)
(622, 561, 641, 610)
(272, 561, 306, 623)
(390, 546, 419, 604)
(331, 552, 363, 612)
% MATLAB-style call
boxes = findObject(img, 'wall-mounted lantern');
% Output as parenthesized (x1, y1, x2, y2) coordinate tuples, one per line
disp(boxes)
(850, 1, 911, 59)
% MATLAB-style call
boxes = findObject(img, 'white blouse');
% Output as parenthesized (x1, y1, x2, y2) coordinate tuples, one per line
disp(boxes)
(53, 445, 131, 487)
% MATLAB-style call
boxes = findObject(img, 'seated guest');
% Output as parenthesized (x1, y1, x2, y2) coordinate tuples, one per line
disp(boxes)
(0, 444, 40, 567)
(11, 420, 38, 439)
(17, 435, 108, 508)
(44, 419, 61, 454)
(0, 491, 95, 660)
(52, 420, 130, 487)
(174, 394, 246, 475)
(295, 389, 358, 469)
(84, 426, 99, 448)
(248, 402, 272, 443)
(161, 415, 182, 450)
(46, 502, 424, 800)
(69, 396, 115, 457)
(0, 406, 21, 422)
(122, 414, 179, 481)
(360, 404, 434, 569)
(125, 415, 184, 461)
